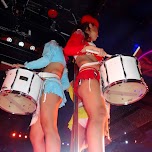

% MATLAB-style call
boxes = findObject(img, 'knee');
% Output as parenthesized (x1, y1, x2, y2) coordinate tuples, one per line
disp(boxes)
(30, 130, 44, 144)
(89, 107, 107, 123)
(42, 124, 59, 139)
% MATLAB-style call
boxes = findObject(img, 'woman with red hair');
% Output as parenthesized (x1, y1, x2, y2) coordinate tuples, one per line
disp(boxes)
(64, 15, 109, 152)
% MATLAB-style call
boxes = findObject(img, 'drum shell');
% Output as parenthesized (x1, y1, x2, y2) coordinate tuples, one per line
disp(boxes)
(0, 68, 43, 115)
(100, 55, 148, 105)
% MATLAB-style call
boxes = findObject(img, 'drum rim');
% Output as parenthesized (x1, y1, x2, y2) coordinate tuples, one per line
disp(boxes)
(103, 54, 137, 62)
(1, 90, 37, 103)
(109, 54, 136, 59)
(0, 90, 37, 115)
(103, 80, 148, 106)
(105, 90, 148, 106)
(7, 68, 42, 79)
(0, 104, 35, 115)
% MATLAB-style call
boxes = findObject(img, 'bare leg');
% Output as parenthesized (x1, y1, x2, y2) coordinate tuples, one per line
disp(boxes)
(40, 93, 62, 152)
(78, 123, 87, 152)
(78, 79, 107, 152)
(30, 116, 45, 152)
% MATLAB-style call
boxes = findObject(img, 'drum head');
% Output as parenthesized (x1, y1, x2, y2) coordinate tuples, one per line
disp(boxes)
(104, 82, 148, 105)
(0, 92, 36, 115)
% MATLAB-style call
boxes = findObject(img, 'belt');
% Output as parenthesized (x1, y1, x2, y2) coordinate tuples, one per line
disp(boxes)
(38, 72, 60, 79)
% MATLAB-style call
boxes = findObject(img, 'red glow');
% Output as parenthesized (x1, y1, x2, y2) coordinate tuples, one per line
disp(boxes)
(48, 9, 58, 18)
(12, 132, 16, 137)
(25, 135, 28, 139)
(19, 134, 22, 138)
(139, 50, 152, 77)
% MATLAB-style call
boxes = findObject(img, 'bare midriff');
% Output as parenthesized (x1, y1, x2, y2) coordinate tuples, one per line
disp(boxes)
(43, 62, 64, 78)
(76, 54, 100, 71)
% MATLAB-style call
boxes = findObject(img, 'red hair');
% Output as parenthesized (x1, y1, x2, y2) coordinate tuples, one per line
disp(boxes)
(81, 15, 99, 28)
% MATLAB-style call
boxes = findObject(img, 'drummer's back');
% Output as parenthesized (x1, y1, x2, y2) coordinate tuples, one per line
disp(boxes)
(76, 54, 100, 70)
(43, 62, 64, 78)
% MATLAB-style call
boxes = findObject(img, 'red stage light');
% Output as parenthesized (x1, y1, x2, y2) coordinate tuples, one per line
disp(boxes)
(12, 132, 16, 137)
(19, 134, 22, 138)
(25, 135, 28, 139)
(48, 9, 58, 18)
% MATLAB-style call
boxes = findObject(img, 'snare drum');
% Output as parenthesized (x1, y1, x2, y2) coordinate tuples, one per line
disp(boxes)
(100, 55, 148, 105)
(0, 68, 43, 115)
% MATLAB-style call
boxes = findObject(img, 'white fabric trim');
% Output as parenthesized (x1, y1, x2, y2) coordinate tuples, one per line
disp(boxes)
(38, 72, 60, 79)
(79, 62, 100, 71)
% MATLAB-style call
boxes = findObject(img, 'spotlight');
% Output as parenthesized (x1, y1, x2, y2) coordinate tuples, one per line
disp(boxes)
(6, 37, 12, 42)
(25, 135, 28, 139)
(18, 41, 24, 47)
(19, 134, 22, 138)
(11, 132, 16, 137)
(125, 140, 128, 144)
(30, 45, 35, 51)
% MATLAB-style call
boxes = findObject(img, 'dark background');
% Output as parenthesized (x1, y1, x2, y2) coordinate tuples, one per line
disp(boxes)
(0, 0, 152, 151)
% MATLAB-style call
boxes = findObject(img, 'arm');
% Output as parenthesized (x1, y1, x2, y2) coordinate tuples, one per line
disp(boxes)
(24, 55, 51, 70)
(64, 30, 89, 56)
(83, 45, 107, 57)
(25, 42, 56, 70)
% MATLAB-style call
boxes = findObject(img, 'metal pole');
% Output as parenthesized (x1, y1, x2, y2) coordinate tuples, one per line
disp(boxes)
(70, 63, 79, 152)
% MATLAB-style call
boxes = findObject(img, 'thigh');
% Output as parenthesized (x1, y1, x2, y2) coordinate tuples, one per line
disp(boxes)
(78, 79, 106, 117)
(30, 116, 44, 139)
(78, 123, 86, 147)
(40, 93, 62, 129)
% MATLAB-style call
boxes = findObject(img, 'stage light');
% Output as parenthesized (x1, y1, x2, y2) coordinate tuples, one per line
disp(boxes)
(125, 140, 128, 144)
(25, 135, 28, 139)
(48, 9, 58, 18)
(6, 37, 12, 42)
(18, 41, 24, 47)
(12, 132, 16, 137)
(19, 134, 22, 138)
(30, 45, 35, 51)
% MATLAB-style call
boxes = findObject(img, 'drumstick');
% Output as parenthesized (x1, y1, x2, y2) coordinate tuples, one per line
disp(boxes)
(86, 49, 112, 58)
(1, 61, 13, 67)
(106, 54, 112, 58)
(86, 49, 99, 54)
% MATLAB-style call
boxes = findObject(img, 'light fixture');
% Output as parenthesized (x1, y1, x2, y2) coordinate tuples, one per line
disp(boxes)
(125, 140, 128, 144)
(6, 37, 12, 42)
(24, 135, 28, 139)
(18, 41, 24, 47)
(48, 9, 58, 18)
(124, 132, 127, 135)
(30, 45, 35, 51)
(19, 134, 22, 137)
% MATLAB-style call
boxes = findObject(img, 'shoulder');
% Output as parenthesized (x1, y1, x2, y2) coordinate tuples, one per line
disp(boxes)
(73, 29, 84, 35)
